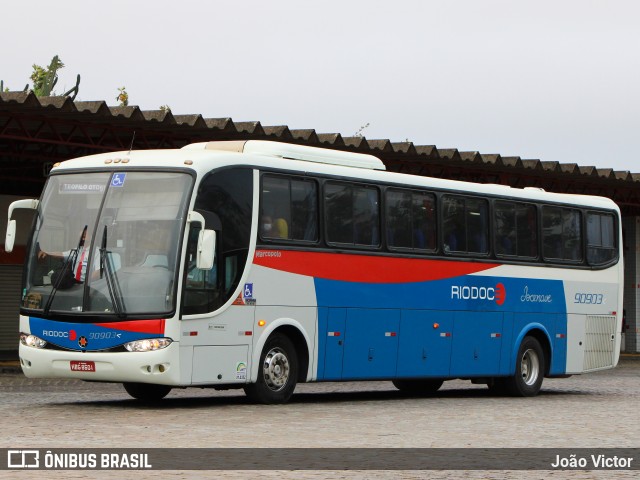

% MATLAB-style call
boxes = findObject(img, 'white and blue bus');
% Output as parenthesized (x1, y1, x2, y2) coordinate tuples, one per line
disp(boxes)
(6, 140, 623, 403)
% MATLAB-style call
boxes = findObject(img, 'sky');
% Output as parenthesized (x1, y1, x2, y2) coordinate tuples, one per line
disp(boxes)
(2, 0, 639, 172)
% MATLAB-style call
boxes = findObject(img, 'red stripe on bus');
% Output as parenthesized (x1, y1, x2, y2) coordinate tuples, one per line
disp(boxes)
(93, 319, 166, 335)
(254, 250, 498, 283)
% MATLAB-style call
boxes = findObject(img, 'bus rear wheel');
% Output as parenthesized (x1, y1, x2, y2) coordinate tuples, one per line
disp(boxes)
(503, 336, 545, 397)
(244, 333, 298, 404)
(392, 379, 443, 395)
(123, 382, 172, 401)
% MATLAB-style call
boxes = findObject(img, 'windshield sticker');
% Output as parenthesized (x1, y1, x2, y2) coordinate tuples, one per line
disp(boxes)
(59, 183, 106, 194)
(110, 173, 126, 188)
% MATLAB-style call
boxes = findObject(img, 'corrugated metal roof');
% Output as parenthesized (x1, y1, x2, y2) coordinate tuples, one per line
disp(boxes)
(0, 90, 637, 184)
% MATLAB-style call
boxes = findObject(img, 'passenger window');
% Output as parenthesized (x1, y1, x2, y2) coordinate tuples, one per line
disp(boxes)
(495, 201, 538, 259)
(325, 182, 380, 247)
(542, 207, 582, 262)
(587, 212, 617, 265)
(443, 197, 466, 252)
(442, 196, 488, 255)
(261, 176, 290, 239)
(261, 175, 318, 242)
(291, 179, 318, 241)
(386, 189, 436, 251)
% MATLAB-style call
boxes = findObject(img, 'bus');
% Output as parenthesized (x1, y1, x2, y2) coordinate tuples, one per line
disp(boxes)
(6, 140, 623, 403)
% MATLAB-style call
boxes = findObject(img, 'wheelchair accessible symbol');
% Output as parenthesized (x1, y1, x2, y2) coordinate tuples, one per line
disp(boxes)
(111, 173, 126, 187)
(243, 283, 253, 299)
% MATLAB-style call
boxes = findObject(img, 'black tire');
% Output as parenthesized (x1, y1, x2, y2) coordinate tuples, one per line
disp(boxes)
(503, 336, 545, 397)
(244, 333, 298, 404)
(486, 378, 509, 395)
(123, 382, 172, 401)
(392, 379, 443, 395)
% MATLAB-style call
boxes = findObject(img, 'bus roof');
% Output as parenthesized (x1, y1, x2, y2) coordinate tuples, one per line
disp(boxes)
(50, 142, 619, 212)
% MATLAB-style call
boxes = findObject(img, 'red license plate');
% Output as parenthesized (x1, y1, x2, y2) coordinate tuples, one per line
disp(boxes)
(70, 361, 95, 372)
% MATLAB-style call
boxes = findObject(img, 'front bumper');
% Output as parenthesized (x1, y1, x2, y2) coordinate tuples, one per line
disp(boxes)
(19, 341, 182, 385)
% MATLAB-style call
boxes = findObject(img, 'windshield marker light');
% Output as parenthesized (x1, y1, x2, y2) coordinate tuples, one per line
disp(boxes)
(124, 338, 172, 352)
(20, 333, 47, 349)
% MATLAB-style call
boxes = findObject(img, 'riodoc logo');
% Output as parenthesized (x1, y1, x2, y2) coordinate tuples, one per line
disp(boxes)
(40, 329, 77, 340)
(451, 282, 506, 305)
(495, 283, 506, 305)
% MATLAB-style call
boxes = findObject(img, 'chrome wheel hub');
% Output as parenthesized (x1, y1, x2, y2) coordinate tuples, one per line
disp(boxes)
(521, 348, 540, 386)
(262, 347, 290, 392)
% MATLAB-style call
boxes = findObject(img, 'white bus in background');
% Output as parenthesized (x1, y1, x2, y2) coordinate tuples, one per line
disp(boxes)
(6, 140, 623, 403)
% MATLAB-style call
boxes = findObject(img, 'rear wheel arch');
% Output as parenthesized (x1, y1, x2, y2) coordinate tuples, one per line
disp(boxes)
(513, 326, 552, 377)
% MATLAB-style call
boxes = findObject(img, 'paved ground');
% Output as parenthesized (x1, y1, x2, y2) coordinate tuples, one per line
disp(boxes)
(1, 355, 639, 479)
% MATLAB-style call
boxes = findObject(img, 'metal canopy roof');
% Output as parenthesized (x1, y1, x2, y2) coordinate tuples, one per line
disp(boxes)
(1, 91, 639, 214)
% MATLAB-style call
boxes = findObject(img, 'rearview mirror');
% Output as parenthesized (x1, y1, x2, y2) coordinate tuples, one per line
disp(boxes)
(5, 198, 39, 253)
(5, 220, 16, 253)
(197, 229, 216, 270)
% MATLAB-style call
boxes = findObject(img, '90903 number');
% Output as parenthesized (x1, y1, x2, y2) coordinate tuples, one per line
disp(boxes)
(88, 331, 122, 340)
(574, 293, 604, 304)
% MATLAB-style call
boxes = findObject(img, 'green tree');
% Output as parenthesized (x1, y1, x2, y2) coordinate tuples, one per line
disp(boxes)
(30, 55, 65, 96)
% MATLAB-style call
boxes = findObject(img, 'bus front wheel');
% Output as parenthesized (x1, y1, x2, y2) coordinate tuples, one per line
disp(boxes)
(504, 336, 545, 397)
(244, 333, 298, 404)
(123, 382, 172, 401)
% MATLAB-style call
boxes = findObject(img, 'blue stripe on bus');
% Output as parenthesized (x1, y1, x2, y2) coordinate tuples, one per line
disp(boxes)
(314, 276, 565, 312)
(28, 317, 161, 351)
(315, 276, 567, 380)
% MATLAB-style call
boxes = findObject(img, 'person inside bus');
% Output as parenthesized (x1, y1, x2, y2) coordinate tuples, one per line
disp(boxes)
(37, 229, 95, 285)
(261, 214, 288, 239)
(273, 218, 289, 239)
(444, 219, 464, 252)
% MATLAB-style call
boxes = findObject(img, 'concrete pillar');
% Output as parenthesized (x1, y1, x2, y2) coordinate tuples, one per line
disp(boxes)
(623, 216, 640, 353)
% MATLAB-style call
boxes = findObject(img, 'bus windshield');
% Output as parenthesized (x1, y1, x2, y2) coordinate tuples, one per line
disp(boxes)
(22, 171, 193, 319)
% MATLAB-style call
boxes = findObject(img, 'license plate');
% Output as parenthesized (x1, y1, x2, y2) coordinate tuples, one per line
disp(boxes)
(70, 361, 95, 372)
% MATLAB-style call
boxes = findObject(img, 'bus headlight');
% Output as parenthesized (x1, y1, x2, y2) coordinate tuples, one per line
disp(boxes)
(124, 338, 172, 352)
(20, 333, 47, 349)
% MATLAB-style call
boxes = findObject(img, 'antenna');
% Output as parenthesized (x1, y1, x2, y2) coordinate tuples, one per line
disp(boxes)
(128, 131, 136, 155)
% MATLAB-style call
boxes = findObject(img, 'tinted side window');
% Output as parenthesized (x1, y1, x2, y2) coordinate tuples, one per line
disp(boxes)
(261, 176, 290, 240)
(494, 201, 538, 258)
(291, 179, 318, 241)
(386, 189, 436, 251)
(325, 183, 352, 244)
(325, 182, 380, 247)
(443, 196, 488, 254)
(587, 212, 617, 265)
(542, 207, 582, 262)
(261, 175, 318, 242)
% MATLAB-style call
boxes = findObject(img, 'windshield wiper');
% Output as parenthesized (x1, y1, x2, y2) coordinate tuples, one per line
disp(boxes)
(99, 225, 126, 318)
(44, 225, 86, 315)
